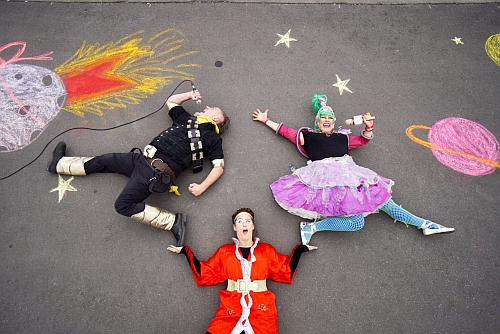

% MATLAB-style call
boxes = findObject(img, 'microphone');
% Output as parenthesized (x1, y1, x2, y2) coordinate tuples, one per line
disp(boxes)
(191, 83, 201, 104)
(345, 113, 375, 125)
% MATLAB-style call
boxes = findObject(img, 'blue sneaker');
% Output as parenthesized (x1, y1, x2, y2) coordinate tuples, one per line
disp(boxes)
(421, 220, 455, 235)
(300, 222, 316, 245)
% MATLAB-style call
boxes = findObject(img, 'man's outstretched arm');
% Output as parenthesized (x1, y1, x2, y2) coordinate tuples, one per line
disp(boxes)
(166, 90, 201, 109)
(188, 165, 224, 196)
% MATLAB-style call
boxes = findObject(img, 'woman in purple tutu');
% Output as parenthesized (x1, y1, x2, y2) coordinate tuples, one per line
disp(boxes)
(252, 95, 455, 245)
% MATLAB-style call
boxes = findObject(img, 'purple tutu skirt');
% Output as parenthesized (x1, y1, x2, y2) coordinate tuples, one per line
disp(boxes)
(270, 155, 394, 220)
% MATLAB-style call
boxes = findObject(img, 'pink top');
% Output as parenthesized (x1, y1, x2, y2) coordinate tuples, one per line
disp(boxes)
(277, 124, 371, 156)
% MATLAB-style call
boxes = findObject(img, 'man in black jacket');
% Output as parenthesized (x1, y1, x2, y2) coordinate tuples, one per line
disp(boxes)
(46, 89, 230, 247)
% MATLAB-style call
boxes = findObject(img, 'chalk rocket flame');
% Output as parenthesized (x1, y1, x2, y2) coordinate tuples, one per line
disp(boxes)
(56, 29, 200, 117)
(0, 29, 200, 151)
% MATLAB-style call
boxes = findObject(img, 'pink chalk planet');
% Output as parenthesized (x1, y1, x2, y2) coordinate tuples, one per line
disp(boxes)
(406, 117, 499, 176)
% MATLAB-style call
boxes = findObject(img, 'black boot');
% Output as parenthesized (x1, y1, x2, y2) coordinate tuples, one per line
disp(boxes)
(171, 213, 186, 247)
(46, 141, 67, 174)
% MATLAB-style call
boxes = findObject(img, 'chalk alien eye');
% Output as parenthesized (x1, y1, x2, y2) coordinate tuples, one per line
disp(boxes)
(18, 105, 30, 116)
(42, 75, 53, 86)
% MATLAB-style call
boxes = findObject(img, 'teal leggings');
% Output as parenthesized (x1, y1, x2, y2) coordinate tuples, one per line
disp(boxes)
(314, 199, 426, 232)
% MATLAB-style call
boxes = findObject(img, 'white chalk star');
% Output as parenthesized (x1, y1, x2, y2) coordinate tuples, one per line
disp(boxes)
(332, 74, 353, 95)
(451, 37, 464, 45)
(50, 174, 77, 203)
(275, 29, 297, 48)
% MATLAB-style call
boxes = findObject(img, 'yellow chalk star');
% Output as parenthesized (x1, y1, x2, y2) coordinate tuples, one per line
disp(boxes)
(451, 37, 464, 45)
(332, 74, 353, 95)
(50, 174, 77, 203)
(275, 29, 297, 48)
(169, 185, 180, 196)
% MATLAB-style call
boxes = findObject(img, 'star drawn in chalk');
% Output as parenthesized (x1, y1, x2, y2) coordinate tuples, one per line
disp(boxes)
(275, 29, 297, 48)
(332, 74, 353, 95)
(50, 174, 77, 203)
(451, 37, 464, 45)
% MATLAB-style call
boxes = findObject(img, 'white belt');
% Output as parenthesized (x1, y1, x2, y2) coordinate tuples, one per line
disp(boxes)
(227, 279, 267, 293)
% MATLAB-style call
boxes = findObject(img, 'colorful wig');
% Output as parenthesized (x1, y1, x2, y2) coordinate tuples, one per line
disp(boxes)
(312, 94, 336, 131)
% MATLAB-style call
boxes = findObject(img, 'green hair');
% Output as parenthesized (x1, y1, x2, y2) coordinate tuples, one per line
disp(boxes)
(312, 94, 327, 114)
(312, 94, 335, 131)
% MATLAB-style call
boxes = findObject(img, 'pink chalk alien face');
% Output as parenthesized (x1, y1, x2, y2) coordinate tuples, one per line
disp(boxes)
(0, 64, 66, 152)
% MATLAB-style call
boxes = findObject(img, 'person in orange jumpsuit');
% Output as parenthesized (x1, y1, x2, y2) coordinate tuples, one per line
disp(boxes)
(167, 207, 317, 334)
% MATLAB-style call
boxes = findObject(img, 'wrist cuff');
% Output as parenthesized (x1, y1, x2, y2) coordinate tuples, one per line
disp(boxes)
(275, 122, 283, 135)
(361, 130, 373, 140)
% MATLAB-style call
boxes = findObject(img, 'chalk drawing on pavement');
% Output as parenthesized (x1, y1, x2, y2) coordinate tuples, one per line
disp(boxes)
(50, 174, 77, 203)
(485, 33, 500, 66)
(275, 29, 297, 48)
(332, 74, 353, 95)
(0, 42, 65, 152)
(406, 118, 500, 176)
(0, 29, 200, 152)
(451, 37, 464, 45)
(56, 29, 199, 117)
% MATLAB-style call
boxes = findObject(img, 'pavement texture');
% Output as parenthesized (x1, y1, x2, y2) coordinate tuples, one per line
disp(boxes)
(1, 1, 500, 333)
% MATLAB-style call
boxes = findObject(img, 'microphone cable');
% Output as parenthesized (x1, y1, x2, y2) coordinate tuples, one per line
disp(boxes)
(0, 79, 196, 180)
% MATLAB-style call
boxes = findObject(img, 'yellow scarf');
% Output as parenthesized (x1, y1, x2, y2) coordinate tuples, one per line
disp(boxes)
(196, 115, 219, 134)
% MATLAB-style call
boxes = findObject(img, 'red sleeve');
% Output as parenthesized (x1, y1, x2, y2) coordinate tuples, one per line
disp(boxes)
(277, 124, 298, 144)
(265, 244, 303, 285)
(278, 125, 371, 154)
(277, 125, 308, 156)
(183, 245, 228, 287)
(348, 135, 370, 150)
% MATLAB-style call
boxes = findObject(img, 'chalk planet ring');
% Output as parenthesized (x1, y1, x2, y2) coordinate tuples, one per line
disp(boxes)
(406, 124, 500, 169)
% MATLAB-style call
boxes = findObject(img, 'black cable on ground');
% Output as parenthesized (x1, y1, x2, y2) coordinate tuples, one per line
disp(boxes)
(0, 79, 193, 180)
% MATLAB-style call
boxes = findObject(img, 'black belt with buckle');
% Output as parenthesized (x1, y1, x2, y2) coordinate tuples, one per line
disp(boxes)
(145, 157, 176, 180)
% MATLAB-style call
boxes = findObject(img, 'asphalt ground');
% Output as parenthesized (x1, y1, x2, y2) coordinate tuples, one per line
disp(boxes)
(1, 2, 500, 333)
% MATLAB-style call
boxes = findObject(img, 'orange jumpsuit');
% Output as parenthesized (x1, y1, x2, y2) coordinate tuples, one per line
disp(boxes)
(182, 238, 306, 334)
